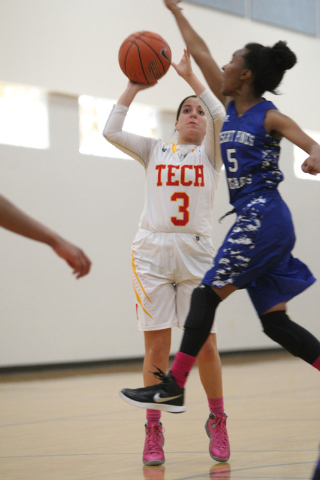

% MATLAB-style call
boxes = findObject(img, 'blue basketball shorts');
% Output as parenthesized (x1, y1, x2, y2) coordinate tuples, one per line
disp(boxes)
(203, 192, 316, 314)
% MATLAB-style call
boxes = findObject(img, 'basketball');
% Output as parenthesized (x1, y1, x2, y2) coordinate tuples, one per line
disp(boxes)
(118, 31, 171, 85)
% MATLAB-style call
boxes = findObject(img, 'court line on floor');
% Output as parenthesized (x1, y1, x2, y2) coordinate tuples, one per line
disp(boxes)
(0, 452, 318, 458)
(171, 460, 315, 479)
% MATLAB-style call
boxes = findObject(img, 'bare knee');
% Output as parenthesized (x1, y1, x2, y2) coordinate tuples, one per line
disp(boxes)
(145, 344, 169, 365)
(197, 333, 219, 363)
(144, 329, 171, 365)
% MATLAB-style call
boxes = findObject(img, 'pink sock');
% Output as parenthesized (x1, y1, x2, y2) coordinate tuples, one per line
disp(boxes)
(312, 355, 320, 371)
(171, 351, 197, 389)
(146, 409, 161, 424)
(208, 396, 224, 414)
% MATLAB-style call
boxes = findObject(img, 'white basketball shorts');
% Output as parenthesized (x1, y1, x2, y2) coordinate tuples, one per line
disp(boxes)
(132, 228, 217, 333)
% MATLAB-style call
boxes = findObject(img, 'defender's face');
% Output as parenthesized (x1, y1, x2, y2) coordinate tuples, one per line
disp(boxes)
(221, 49, 247, 96)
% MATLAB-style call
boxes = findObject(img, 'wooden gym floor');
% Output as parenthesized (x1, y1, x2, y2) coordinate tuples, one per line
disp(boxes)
(0, 350, 319, 480)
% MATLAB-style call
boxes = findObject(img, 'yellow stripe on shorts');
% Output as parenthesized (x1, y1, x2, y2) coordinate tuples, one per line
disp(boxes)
(132, 281, 153, 319)
(131, 251, 152, 303)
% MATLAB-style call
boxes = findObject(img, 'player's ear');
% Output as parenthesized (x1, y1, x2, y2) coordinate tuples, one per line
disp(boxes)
(241, 69, 252, 80)
(175, 120, 179, 132)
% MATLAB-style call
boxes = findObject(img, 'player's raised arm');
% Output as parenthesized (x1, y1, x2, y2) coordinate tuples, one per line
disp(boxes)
(116, 81, 153, 108)
(164, 0, 226, 105)
(173, 49, 224, 118)
(102, 81, 156, 167)
(173, 49, 225, 170)
(172, 48, 206, 96)
(0, 195, 91, 278)
(264, 109, 320, 176)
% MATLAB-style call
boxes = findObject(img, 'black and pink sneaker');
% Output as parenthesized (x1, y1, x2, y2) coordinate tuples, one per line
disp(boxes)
(120, 369, 185, 413)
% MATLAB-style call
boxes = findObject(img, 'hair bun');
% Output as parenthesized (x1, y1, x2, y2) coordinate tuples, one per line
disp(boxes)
(244, 40, 297, 95)
(271, 41, 297, 71)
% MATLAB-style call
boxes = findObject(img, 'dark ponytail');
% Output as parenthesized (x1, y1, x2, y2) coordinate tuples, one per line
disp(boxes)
(243, 41, 297, 97)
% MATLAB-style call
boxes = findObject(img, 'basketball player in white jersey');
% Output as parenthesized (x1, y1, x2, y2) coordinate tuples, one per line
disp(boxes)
(103, 50, 230, 465)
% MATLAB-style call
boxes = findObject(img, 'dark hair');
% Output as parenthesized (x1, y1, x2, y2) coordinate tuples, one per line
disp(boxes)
(243, 41, 297, 97)
(176, 95, 197, 121)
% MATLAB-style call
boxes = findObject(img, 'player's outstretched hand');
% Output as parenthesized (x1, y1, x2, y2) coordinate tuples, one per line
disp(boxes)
(164, 0, 182, 12)
(52, 237, 91, 279)
(301, 146, 320, 176)
(127, 80, 156, 93)
(116, 80, 157, 108)
(172, 49, 193, 80)
(0, 194, 92, 279)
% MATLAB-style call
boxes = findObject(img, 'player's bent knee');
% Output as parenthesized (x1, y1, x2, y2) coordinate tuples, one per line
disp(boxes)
(259, 310, 294, 346)
(184, 284, 221, 331)
(180, 285, 221, 357)
(198, 336, 218, 361)
(259, 310, 320, 362)
(146, 346, 170, 365)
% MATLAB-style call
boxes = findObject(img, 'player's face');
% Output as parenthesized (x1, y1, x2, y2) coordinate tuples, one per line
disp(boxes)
(175, 97, 207, 145)
(221, 49, 248, 96)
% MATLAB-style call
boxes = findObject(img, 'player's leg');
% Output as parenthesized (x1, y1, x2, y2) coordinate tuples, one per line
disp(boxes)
(121, 246, 237, 412)
(311, 445, 320, 480)
(243, 195, 320, 369)
(131, 230, 177, 462)
(120, 279, 188, 413)
(258, 303, 320, 370)
(137, 284, 175, 464)
(177, 282, 223, 397)
(143, 329, 171, 387)
(176, 276, 230, 461)
(172, 283, 235, 385)
(247, 261, 320, 371)
(142, 328, 171, 466)
(197, 333, 230, 462)
(197, 333, 222, 401)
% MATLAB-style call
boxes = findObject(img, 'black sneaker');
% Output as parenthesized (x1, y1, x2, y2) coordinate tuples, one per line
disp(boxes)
(120, 368, 186, 413)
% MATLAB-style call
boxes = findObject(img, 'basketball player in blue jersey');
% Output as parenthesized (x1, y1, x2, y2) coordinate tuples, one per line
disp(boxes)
(120, 0, 320, 423)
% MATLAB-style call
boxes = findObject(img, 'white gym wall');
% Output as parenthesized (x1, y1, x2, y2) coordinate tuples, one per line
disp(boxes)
(0, 0, 319, 366)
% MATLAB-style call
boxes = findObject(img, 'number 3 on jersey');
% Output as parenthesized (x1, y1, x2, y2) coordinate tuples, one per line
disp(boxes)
(227, 148, 238, 172)
(171, 192, 189, 226)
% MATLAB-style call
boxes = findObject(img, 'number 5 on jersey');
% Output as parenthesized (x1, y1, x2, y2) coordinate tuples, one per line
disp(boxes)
(171, 192, 189, 226)
(227, 148, 238, 172)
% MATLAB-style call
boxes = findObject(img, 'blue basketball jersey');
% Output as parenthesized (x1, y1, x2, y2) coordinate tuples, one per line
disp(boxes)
(220, 99, 283, 208)
(204, 98, 316, 313)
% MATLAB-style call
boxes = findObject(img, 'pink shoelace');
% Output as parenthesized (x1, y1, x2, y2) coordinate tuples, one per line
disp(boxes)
(209, 414, 228, 449)
(145, 423, 165, 454)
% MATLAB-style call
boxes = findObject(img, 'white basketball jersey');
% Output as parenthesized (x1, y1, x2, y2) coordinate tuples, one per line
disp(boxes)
(139, 141, 217, 234)
(103, 89, 224, 236)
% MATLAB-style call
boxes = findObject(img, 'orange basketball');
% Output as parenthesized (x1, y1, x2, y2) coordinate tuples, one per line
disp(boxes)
(118, 31, 171, 85)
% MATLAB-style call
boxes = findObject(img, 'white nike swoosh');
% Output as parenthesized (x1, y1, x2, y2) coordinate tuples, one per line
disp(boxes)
(153, 393, 183, 403)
